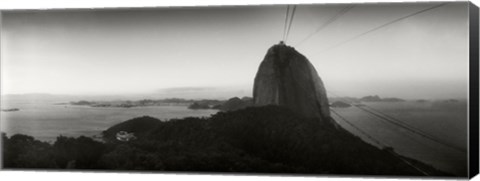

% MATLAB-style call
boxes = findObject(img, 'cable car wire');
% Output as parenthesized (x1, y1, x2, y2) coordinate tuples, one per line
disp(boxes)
(321, 3, 447, 52)
(296, 5, 355, 47)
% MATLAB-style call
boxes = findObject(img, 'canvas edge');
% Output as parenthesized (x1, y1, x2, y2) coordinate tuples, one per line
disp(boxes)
(469, 1, 480, 179)
(0, 1, 476, 179)
(0, 10, 4, 170)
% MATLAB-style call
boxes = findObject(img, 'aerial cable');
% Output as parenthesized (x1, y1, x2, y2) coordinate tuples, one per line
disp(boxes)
(296, 5, 355, 47)
(362, 105, 443, 137)
(327, 91, 466, 153)
(284, 5, 297, 43)
(282, 5, 291, 41)
(330, 109, 430, 176)
(331, 109, 384, 147)
(322, 3, 447, 52)
(355, 105, 466, 153)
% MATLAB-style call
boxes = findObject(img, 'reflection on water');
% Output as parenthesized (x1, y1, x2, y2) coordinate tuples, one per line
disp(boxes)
(332, 101, 467, 176)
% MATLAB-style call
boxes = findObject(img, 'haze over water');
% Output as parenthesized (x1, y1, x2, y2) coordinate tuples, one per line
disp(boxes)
(0, 1, 471, 177)
(0, 94, 468, 176)
(1, 96, 218, 142)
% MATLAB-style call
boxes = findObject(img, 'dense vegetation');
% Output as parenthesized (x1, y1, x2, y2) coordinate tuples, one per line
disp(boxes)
(2, 106, 451, 176)
(218, 97, 253, 111)
(188, 97, 253, 111)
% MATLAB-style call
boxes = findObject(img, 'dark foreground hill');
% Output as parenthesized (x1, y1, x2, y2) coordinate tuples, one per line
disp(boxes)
(3, 106, 451, 177)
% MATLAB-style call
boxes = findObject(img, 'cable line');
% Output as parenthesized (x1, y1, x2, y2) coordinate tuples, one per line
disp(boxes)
(355, 105, 466, 153)
(284, 5, 297, 43)
(296, 5, 355, 47)
(327, 91, 466, 153)
(322, 3, 447, 51)
(282, 5, 291, 41)
(313, 3, 461, 153)
(284, 5, 436, 175)
(331, 108, 429, 176)
(331, 109, 385, 147)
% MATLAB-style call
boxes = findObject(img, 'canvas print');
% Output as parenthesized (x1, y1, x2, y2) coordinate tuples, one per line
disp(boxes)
(0, 1, 477, 178)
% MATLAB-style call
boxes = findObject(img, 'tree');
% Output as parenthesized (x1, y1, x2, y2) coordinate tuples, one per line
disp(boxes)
(53, 136, 105, 169)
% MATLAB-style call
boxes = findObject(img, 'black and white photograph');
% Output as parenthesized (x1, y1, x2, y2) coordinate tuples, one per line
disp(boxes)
(0, 0, 478, 179)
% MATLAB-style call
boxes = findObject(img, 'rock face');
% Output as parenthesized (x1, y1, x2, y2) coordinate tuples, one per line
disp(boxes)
(253, 43, 330, 120)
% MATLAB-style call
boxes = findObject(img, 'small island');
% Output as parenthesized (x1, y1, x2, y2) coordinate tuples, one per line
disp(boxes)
(330, 101, 351, 108)
(67, 97, 254, 113)
(1, 108, 20, 112)
(188, 97, 253, 112)
(360, 95, 405, 102)
(68, 98, 223, 108)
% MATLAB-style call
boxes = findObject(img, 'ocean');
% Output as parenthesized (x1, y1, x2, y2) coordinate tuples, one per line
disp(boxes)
(0, 96, 468, 176)
(1, 97, 218, 142)
(331, 101, 468, 176)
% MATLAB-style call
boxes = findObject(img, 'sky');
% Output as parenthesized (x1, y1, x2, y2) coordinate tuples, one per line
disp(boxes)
(0, 2, 470, 99)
